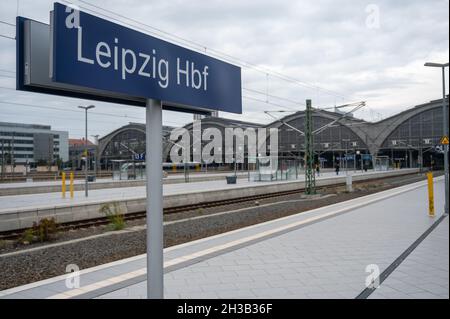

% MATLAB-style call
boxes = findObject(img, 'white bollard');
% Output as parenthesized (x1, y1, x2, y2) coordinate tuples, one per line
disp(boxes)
(346, 173, 353, 192)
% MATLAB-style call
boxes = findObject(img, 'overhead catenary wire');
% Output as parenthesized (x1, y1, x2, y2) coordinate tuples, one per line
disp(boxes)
(0, 22, 351, 123)
(2, 0, 361, 118)
(1, 82, 376, 129)
(63, 0, 348, 101)
(0, 95, 190, 127)
(243, 87, 306, 107)
(0, 3, 370, 126)
(0, 78, 303, 124)
(0, 34, 15, 40)
(243, 95, 298, 111)
(0, 20, 15, 27)
(0, 72, 309, 111)
(0, 68, 15, 74)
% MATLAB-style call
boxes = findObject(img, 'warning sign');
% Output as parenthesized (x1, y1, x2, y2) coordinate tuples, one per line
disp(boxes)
(440, 136, 449, 145)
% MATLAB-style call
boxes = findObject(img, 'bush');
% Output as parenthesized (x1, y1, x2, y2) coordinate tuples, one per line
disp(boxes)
(19, 228, 35, 244)
(18, 218, 58, 244)
(32, 218, 58, 242)
(100, 202, 125, 231)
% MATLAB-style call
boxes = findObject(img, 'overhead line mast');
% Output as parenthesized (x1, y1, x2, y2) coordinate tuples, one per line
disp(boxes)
(305, 99, 316, 195)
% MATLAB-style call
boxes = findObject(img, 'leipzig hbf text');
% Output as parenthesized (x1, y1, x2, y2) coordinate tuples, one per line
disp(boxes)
(73, 24, 209, 90)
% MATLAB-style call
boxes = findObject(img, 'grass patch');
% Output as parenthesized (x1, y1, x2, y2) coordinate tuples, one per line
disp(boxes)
(18, 218, 58, 245)
(100, 202, 126, 231)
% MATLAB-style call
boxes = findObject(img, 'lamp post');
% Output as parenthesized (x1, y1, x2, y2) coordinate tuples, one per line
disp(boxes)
(425, 62, 449, 215)
(78, 105, 95, 197)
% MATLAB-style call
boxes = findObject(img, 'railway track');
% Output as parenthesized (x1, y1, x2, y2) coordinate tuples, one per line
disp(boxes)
(0, 172, 425, 241)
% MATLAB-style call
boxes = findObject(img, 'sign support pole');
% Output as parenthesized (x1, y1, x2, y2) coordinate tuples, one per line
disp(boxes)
(146, 98, 163, 299)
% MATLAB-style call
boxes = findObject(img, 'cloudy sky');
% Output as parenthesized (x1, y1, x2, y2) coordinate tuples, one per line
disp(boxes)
(0, 0, 448, 139)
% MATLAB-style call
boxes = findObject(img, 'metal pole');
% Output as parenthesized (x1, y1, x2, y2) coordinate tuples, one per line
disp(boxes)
(442, 67, 449, 215)
(420, 145, 423, 173)
(79, 105, 95, 195)
(346, 143, 348, 174)
(8, 140, 11, 181)
(146, 98, 163, 299)
(304, 99, 316, 194)
(391, 148, 394, 169)
(84, 108, 88, 197)
(1, 139, 4, 180)
(409, 149, 413, 168)
(405, 149, 408, 169)
(12, 132, 15, 176)
(361, 153, 363, 172)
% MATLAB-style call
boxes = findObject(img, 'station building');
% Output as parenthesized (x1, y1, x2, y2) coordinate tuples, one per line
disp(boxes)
(96, 98, 448, 171)
(268, 97, 448, 170)
(68, 138, 97, 170)
(97, 122, 174, 170)
(0, 122, 68, 168)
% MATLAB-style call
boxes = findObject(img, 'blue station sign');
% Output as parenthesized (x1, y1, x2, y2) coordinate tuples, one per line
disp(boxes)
(133, 153, 146, 161)
(50, 3, 242, 114)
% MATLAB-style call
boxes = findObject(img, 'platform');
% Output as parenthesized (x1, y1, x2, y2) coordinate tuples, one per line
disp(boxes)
(0, 171, 250, 196)
(0, 174, 446, 299)
(0, 169, 419, 232)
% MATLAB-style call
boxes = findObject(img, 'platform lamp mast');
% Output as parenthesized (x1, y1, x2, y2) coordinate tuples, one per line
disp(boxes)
(305, 99, 316, 195)
(424, 62, 449, 215)
(78, 105, 95, 197)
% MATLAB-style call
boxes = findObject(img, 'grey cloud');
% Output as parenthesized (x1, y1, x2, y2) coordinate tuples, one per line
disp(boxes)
(0, 0, 448, 138)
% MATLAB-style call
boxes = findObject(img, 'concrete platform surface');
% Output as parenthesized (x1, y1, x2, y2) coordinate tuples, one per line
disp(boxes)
(0, 171, 250, 196)
(0, 169, 417, 212)
(0, 168, 420, 232)
(0, 175, 446, 299)
(369, 216, 449, 299)
(0, 171, 252, 188)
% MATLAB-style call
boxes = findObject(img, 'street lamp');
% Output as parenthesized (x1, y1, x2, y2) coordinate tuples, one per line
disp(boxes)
(424, 62, 449, 214)
(78, 105, 95, 197)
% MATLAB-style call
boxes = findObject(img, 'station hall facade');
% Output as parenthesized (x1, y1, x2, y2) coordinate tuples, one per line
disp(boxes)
(97, 98, 448, 171)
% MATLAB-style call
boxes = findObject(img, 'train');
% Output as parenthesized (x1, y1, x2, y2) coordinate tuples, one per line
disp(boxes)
(121, 162, 202, 172)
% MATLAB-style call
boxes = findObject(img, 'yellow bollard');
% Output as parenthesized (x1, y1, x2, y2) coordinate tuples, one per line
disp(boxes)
(61, 172, 66, 198)
(70, 172, 74, 199)
(172, 164, 177, 172)
(427, 172, 434, 216)
(196, 164, 200, 172)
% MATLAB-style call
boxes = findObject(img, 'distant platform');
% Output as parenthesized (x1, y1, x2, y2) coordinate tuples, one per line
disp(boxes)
(0, 175, 446, 299)
(0, 171, 250, 196)
(0, 168, 419, 232)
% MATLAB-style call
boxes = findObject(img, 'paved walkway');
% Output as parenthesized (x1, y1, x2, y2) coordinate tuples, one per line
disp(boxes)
(0, 175, 446, 299)
(369, 217, 448, 299)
